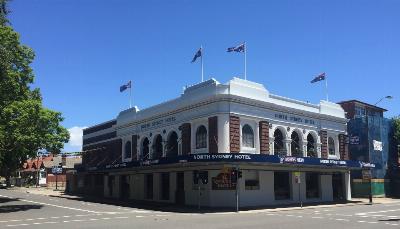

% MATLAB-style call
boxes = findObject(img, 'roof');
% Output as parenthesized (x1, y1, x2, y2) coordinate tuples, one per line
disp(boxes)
(337, 100, 388, 112)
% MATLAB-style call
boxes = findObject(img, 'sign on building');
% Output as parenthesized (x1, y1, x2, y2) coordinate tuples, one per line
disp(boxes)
(373, 140, 383, 151)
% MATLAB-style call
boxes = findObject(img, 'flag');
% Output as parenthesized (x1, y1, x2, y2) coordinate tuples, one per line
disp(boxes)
(191, 47, 202, 63)
(311, 72, 326, 83)
(120, 81, 131, 92)
(227, 43, 245, 52)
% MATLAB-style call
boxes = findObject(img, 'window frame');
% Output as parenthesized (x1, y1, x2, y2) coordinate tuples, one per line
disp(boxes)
(195, 125, 208, 149)
(242, 124, 255, 148)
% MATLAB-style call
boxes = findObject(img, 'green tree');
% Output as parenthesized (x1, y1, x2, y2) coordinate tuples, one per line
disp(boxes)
(0, 1, 70, 185)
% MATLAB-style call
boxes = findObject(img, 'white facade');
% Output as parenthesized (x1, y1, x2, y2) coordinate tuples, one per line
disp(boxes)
(79, 78, 354, 207)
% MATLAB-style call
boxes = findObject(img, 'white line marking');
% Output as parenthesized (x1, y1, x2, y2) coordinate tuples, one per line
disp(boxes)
(312, 216, 324, 219)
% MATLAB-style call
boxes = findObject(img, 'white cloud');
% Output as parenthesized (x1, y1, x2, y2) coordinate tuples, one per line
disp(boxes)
(63, 126, 87, 152)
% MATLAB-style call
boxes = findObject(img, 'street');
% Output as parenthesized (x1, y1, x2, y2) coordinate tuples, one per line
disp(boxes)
(0, 189, 399, 228)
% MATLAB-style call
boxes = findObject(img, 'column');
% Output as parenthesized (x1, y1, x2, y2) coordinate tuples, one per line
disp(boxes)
(345, 171, 352, 201)
(217, 114, 230, 153)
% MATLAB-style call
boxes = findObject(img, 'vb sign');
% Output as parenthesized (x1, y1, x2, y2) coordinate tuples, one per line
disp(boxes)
(294, 171, 301, 184)
(52, 166, 62, 174)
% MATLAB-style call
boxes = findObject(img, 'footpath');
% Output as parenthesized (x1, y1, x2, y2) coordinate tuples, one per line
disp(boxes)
(9, 186, 400, 213)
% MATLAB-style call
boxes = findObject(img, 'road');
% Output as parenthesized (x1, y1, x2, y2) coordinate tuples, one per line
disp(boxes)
(1, 189, 400, 228)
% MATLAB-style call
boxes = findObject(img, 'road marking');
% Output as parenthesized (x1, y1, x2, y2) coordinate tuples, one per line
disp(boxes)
(335, 219, 349, 222)
(312, 216, 324, 219)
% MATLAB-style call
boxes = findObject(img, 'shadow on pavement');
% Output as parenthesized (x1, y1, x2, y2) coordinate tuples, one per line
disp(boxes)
(52, 193, 363, 213)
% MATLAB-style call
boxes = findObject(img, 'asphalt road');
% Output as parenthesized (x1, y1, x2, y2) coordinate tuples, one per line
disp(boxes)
(1, 189, 400, 229)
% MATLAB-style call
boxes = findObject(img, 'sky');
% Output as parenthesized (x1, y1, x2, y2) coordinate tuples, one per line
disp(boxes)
(8, 0, 400, 152)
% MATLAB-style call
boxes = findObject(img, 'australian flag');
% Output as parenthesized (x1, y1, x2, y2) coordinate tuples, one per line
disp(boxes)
(191, 47, 202, 63)
(311, 72, 326, 83)
(227, 43, 245, 52)
(120, 80, 131, 92)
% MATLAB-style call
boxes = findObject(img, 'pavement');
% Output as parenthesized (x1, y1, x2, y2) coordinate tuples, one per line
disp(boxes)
(1, 187, 400, 228)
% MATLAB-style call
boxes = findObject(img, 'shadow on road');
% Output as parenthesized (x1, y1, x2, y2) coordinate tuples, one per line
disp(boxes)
(0, 197, 43, 213)
(379, 218, 400, 222)
(0, 204, 43, 213)
(0, 197, 19, 204)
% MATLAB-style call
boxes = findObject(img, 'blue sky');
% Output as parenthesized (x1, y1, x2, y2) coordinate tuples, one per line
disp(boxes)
(8, 0, 400, 152)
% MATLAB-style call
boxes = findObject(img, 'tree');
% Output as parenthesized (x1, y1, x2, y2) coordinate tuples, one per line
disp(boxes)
(0, 1, 70, 186)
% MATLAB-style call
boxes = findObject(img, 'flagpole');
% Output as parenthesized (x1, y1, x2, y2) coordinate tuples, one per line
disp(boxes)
(325, 76, 329, 102)
(201, 45, 204, 82)
(244, 42, 247, 80)
(129, 81, 132, 108)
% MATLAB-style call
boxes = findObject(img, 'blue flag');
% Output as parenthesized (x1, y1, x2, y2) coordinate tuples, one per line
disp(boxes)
(120, 81, 131, 92)
(227, 43, 245, 52)
(311, 73, 326, 83)
(191, 47, 202, 63)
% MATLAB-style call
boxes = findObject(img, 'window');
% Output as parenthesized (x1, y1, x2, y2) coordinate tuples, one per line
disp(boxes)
(274, 129, 286, 157)
(196, 125, 207, 149)
(355, 106, 366, 117)
(242, 124, 254, 148)
(306, 173, 320, 199)
(142, 138, 150, 160)
(152, 135, 163, 159)
(274, 172, 291, 200)
(328, 137, 335, 155)
(245, 171, 259, 190)
(124, 141, 131, 159)
(166, 131, 178, 157)
(307, 134, 317, 157)
(291, 131, 302, 157)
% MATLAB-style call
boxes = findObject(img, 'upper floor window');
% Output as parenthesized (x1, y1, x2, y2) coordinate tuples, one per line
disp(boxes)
(291, 131, 302, 157)
(328, 137, 335, 155)
(274, 128, 285, 157)
(355, 106, 366, 117)
(196, 125, 207, 149)
(242, 124, 254, 148)
(307, 133, 317, 157)
(124, 141, 131, 159)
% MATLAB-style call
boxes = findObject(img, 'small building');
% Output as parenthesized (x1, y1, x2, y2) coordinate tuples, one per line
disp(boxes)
(20, 154, 82, 189)
(338, 100, 391, 197)
(73, 78, 370, 208)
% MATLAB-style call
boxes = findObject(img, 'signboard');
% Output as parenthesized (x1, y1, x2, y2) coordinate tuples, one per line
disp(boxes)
(89, 153, 374, 172)
(52, 166, 62, 174)
(349, 136, 360, 145)
(373, 140, 383, 151)
(362, 169, 372, 182)
(212, 170, 236, 190)
(294, 172, 301, 184)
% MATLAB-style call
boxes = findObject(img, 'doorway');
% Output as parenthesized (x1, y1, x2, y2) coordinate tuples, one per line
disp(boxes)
(332, 173, 345, 200)
(175, 172, 185, 205)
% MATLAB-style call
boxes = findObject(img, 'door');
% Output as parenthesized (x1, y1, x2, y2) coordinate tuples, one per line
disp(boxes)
(120, 175, 130, 200)
(175, 172, 185, 205)
(332, 173, 345, 200)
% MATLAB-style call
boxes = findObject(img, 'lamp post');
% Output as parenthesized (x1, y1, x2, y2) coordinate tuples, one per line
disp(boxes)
(374, 95, 393, 106)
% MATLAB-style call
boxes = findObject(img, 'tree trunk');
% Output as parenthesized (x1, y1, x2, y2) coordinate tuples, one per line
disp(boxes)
(5, 168, 11, 187)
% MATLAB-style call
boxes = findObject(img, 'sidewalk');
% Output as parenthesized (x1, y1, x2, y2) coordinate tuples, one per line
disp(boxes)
(9, 187, 400, 213)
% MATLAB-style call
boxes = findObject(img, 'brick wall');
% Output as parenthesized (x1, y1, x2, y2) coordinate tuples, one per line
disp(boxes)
(208, 116, 218, 153)
(259, 121, 270, 154)
(230, 116, 240, 153)
(179, 123, 191, 155)
(320, 130, 328, 158)
(339, 134, 349, 160)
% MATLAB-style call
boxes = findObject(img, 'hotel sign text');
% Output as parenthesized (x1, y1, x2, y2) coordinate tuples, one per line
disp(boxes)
(140, 116, 176, 130)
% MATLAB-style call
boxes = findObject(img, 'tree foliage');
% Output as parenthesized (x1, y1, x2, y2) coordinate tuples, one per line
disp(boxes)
(0, 1, 69, 184)
(392, 116, 400, 144)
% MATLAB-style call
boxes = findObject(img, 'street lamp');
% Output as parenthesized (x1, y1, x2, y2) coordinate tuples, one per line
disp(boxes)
(374, 95, 393, 106)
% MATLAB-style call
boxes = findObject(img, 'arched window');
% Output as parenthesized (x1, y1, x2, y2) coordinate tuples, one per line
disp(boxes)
(124, 141, 132, 159)
(142, 138, 150, 160)
(166, 131, 178, 157)
(328, 137, 335, 156)
(274, 129, 285, 157)
(242, 124, 254, 148)
(307, 134, 316, 157)
(196, 125, 207, 149)
(152, 135, 163, 159)
(291, 131, 302, 157)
